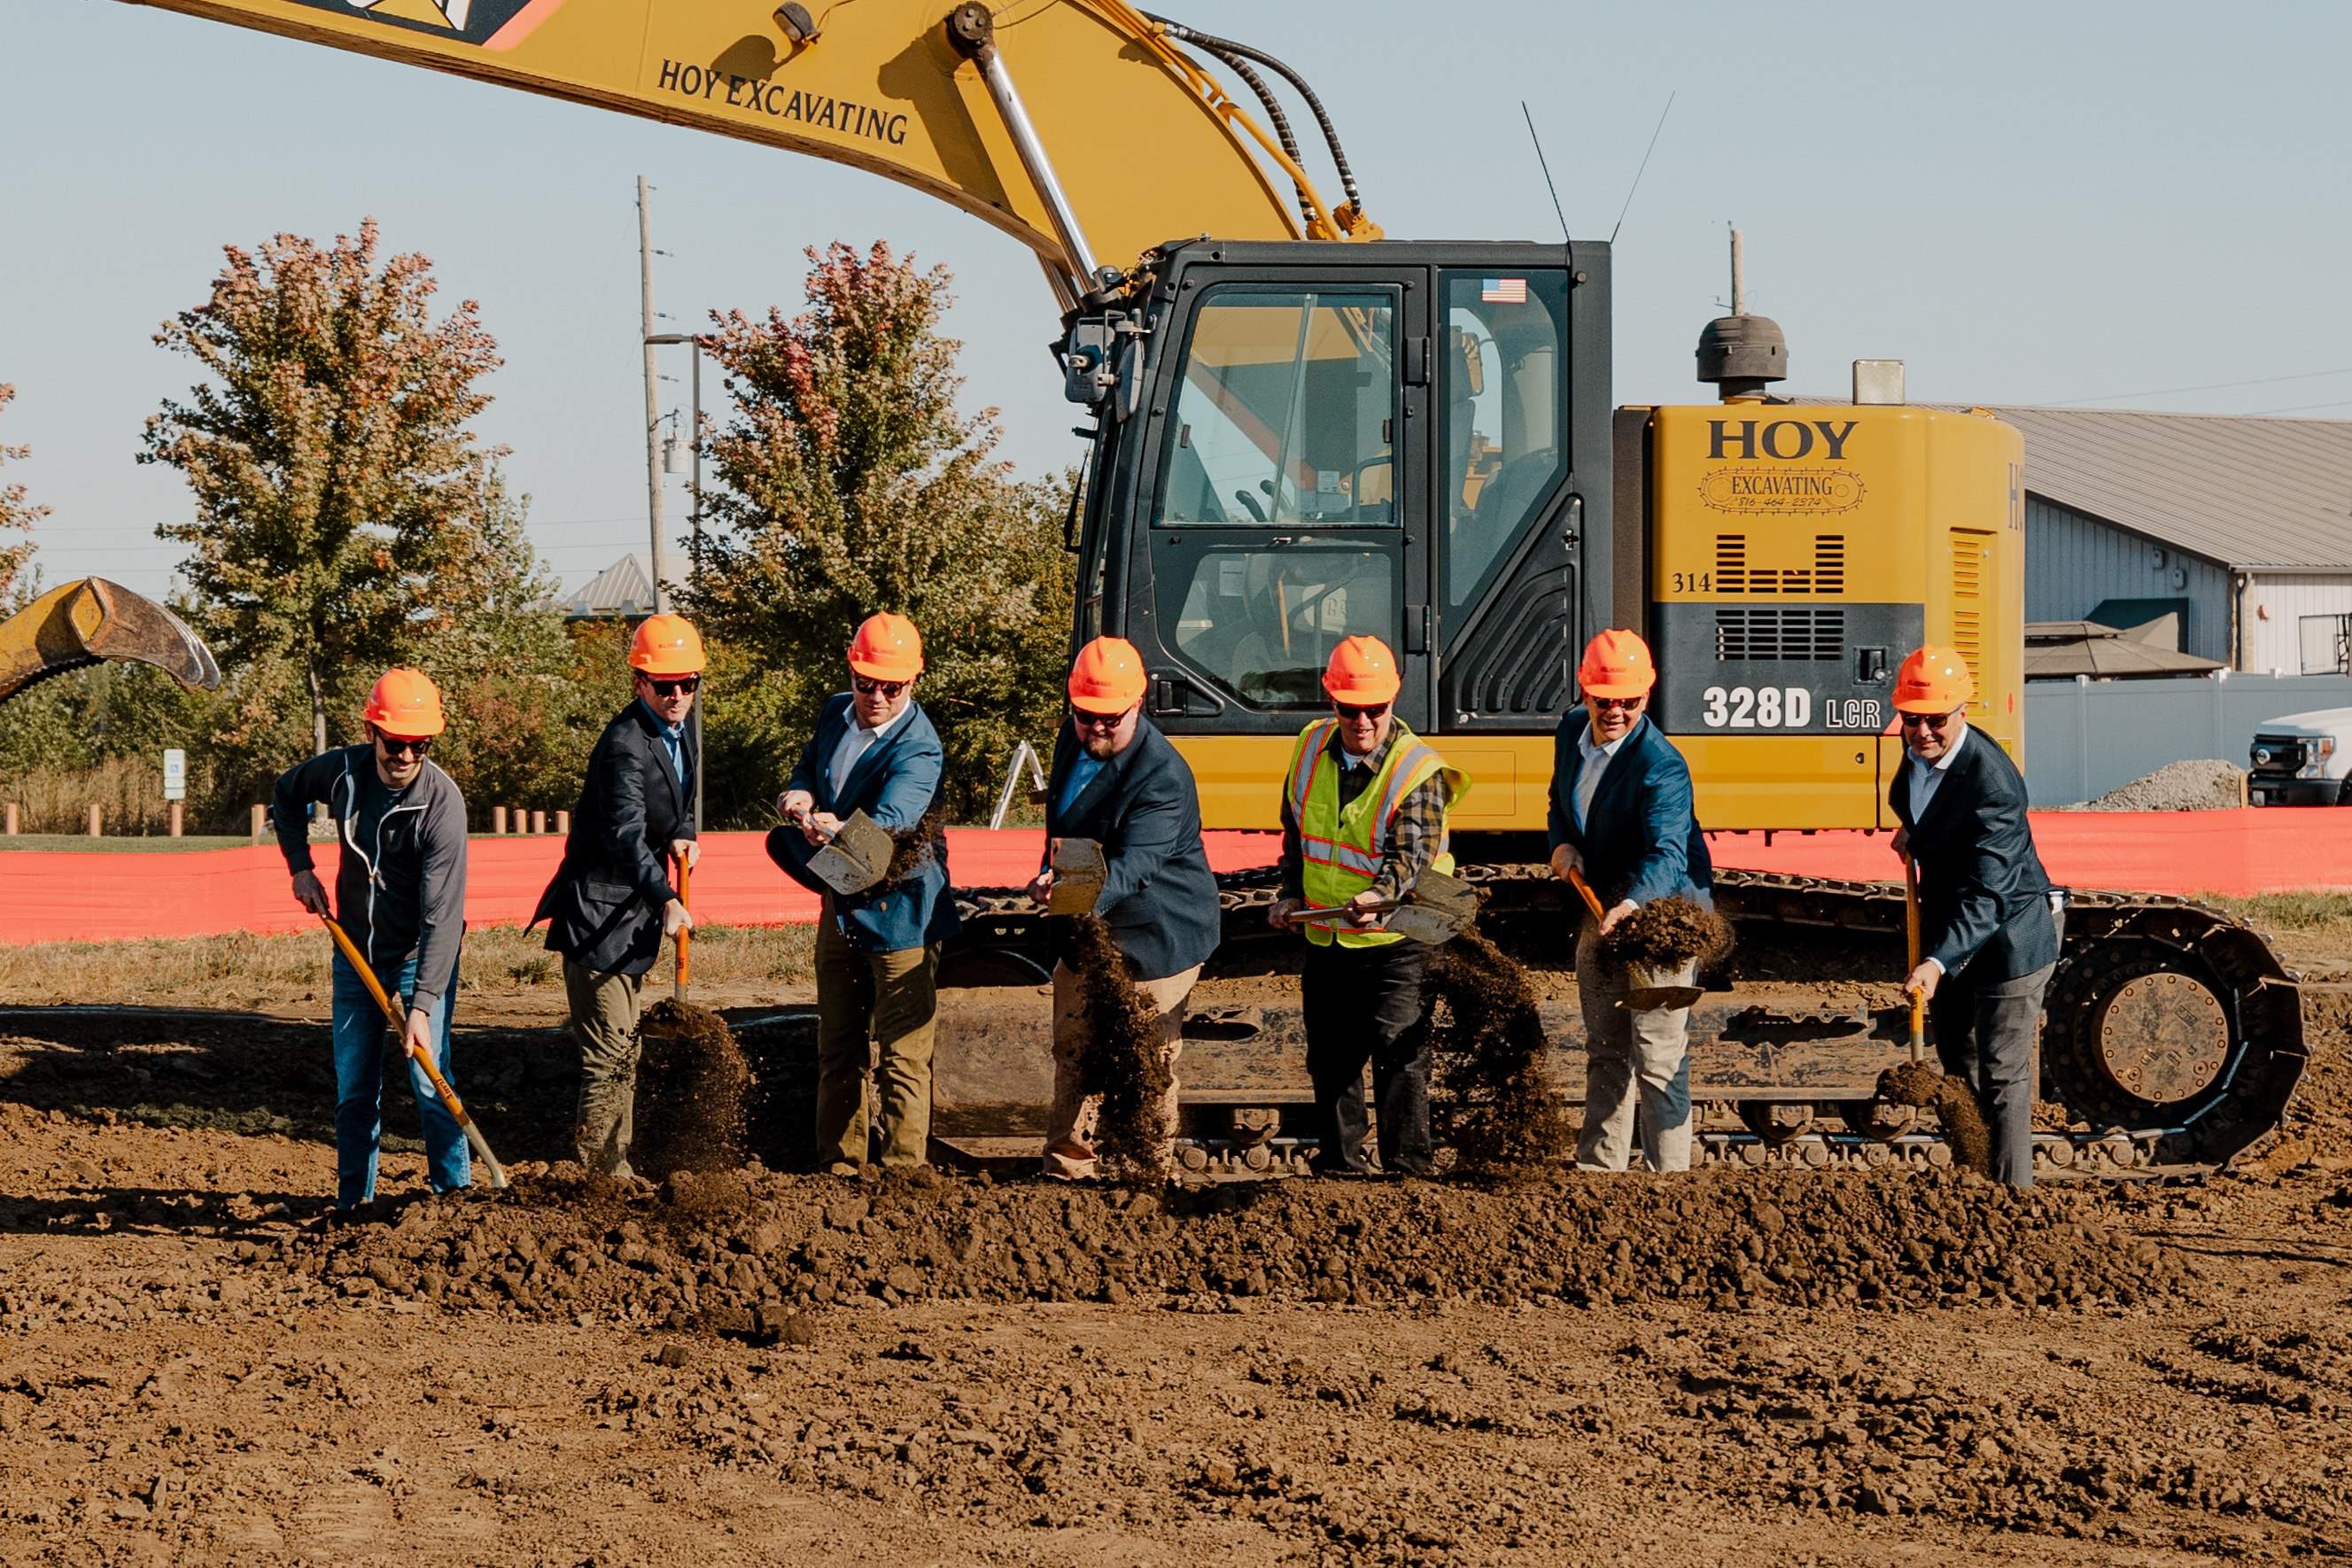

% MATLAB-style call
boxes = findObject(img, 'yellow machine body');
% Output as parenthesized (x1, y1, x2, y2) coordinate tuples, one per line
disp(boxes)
(1642, 402, 2025, 832)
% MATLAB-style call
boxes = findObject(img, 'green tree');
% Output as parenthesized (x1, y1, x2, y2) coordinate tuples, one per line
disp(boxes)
(687, 241, 1075, 822)
(142, 217, 512, 757)
(0, 383, 45, 609)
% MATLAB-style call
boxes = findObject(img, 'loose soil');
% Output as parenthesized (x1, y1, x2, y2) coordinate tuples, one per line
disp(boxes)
(633, 1000, 753, 1179)
(0, 923, 2348, 1564)
(1601, 897, 1735, 972)
(1424, 929, 1572, 1171)
(1065, 914, 1173, 1178)
(1875, 1061, 1994, 1177)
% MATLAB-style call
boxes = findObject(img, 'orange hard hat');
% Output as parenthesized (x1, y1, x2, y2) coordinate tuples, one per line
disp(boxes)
(1322, 635, 1401, 704)
(1067, 635, 1146, 714)
(846, 612, 924, 681)
(628, 614, 706, 676)
(363, 668, 446, 740)
(1578, 629, 1656, 699)
(1893, 646, 1975, 713)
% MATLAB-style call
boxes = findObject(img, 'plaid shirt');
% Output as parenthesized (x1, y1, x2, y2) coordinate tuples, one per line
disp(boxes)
(1277, 723, 1450, 907)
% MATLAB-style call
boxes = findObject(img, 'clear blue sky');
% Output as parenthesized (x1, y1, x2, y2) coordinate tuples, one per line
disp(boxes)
(4, 0, 2348, 602)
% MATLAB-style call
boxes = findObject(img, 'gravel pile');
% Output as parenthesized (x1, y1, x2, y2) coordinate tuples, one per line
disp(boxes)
(2066, 759, 2246, 811)
(225, 1164, 2200, 1326)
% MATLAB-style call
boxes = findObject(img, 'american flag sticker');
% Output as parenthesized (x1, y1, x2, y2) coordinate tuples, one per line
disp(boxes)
(1480, 277, 1528, 303)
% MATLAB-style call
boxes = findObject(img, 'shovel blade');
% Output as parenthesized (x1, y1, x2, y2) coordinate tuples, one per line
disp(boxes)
(1047, 836, 1107, 916)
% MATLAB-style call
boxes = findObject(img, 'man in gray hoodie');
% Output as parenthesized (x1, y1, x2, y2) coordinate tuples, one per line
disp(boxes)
(273, 667, 471, 1208)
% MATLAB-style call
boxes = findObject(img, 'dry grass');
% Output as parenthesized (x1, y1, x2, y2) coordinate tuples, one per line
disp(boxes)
(0, 920, 817, 1008)
(2216, 891, 2352, 934)
(3, 756, 184, 835)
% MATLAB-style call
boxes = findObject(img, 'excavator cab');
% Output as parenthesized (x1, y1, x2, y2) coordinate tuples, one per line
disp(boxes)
(1065, 239, 1612, 843)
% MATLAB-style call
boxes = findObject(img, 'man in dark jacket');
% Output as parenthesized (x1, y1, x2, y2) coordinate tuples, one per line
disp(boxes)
(275, 667, 470, 1208)
(768, 613, 959, 1175)
(1890, 645, 2062, 1188)
(1549, 631, 1714, 1173)
(1025, 635, 1220, 1179)
(532, 614, 703, 1178)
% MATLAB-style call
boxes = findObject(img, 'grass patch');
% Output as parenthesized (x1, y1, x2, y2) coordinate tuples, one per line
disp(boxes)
(0, 920, 817, 1007)
(2213, 891, 2352, 933)
(0, 834, 261, 853)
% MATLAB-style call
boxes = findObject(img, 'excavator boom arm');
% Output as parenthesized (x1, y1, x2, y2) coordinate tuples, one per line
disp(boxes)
(118, 0, 1362, 291)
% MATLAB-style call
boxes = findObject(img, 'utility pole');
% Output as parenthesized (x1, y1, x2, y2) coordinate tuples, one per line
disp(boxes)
(1729, 224, 1746, 316)
(637, 175, 669, 614)
(648, 330, 706, 833)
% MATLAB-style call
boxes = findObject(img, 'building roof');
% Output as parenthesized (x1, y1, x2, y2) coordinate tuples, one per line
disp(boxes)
(1792, 398, 2352, 572)
(566, 553, 659, 619)
(1995, 406, 2352, 574)
(2023, 617, 2227, 679)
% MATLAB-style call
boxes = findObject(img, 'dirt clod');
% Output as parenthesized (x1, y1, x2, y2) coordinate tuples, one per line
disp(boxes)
(1877, 1060, 1993, 1175)
(1424, 928, 1572, 1170)
(1066, 913, 1172, 1177)
(1602, 896, 1735, 971)
(633, 999, 751, 1179)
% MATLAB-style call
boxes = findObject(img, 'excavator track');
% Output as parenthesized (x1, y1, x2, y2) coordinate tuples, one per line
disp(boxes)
(943, 862, 2307, 1181)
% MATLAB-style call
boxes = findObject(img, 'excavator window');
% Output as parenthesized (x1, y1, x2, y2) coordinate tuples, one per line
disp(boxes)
(1154, 287, 1398, 529)
(1438, 270, 1570, 613)
(1148, 283, 1402, 712)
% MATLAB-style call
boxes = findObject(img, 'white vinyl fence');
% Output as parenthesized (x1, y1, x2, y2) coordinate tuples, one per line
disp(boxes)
(2022, 672, 2352, 807)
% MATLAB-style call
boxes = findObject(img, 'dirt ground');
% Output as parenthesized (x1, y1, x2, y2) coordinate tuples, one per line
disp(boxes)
(0, 904, 2348, 1566)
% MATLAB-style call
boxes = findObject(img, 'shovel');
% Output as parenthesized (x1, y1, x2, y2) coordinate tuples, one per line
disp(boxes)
(321, 916, 508, 1189)
(1903, 850, 1926, 1066)
(1298, 866, 1479, 943)
(1045, 836, 1107, 915)
(673, 850, 691, 1004)
(1566, 866, 1700, 1011)
(789, 806, 898, 897)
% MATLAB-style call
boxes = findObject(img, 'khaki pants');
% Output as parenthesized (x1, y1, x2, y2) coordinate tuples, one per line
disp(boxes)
(1044, 960, 1198, 1179)
(1574, 916, 1695, 1173)
(564, 960, 645, 1177)
(814, 915, 939, 1172)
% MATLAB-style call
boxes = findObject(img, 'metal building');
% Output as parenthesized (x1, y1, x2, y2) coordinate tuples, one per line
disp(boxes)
(1996, 408, 2352, 674)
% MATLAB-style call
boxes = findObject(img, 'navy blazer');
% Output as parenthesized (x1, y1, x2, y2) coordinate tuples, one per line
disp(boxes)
(1044, 715, 1220, 982)
(1891, 726, 2060, 982)
(1546, 710, 1713, 908)
(765, 695, 960, 953)
(532, 702, 695, 975)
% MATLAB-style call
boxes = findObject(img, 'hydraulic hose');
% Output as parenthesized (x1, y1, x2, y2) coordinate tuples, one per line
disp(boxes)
(1145, 13, 1362, 213)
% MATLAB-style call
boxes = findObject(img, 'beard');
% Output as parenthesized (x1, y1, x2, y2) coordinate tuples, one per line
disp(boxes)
(1081, 733, 1121, 760)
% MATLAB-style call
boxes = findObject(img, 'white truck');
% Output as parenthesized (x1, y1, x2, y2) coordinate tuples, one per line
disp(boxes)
(2248, 709, 2352, 805)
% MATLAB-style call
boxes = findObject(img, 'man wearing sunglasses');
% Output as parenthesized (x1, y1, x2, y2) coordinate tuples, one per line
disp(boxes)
(1889, 645, 2061, 1188)
(273, 667, 471, 1208)
(1027, 635, 1220, 1179)
(770, 612, 959, 1175)
(1266, 636, 1465, 1177)
(532, 614, 705, 1178)
(1548, 630, 1714, 1174)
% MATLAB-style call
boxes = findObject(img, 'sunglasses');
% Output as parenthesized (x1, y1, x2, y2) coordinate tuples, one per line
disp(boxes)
(1589, 695, 1644, 711)
(852, 677, 908, 698)
(642, 675, 701, 697)
(375, 733, 432, 758)
(1072, 709, 1129, 730)
(1332, 702, 1389, 722)
(1899, 710, 1962, 730)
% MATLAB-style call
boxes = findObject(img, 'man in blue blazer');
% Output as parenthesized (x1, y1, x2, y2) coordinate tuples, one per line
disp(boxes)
(1025, 636, 1221, 1179)
(1548, 630, 1714, 1173)
(769, 613, 961, 1174)
(533, 616, 703, 1179)
(1890, 646, 2062, 1188)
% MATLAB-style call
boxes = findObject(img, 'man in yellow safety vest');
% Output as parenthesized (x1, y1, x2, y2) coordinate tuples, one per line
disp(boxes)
(1267, 636, 1467, 1176)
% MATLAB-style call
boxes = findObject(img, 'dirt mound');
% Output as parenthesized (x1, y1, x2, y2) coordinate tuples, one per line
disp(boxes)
(2064, 757, 2247, 811)
(1424, 929, 1572, 1170)
(1601, 897, 1734, 971)
(1877, 1060, 1993, 1175)
(221, 1163, 2200, 1330)
(1065, 914, 1172, 1177)
(633, 1000, 751, 1178)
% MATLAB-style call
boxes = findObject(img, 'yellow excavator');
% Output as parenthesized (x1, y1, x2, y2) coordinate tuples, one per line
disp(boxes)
(94, 0, 2302, 1175)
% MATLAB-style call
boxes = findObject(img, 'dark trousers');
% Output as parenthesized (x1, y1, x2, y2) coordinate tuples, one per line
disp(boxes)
(1932, 904, 2064, 1188)
(1301, 937, 1433, 1175)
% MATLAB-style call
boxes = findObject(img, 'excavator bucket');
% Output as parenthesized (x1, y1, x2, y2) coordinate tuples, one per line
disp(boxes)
(0, 578, 221, 707)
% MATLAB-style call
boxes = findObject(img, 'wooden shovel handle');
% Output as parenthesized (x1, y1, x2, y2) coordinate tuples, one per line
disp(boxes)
(1565, 866, 1609, 924)
(675, 854, 691, 993)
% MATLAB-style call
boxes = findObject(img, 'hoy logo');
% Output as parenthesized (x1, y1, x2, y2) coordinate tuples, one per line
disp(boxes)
(1709, 420, 1858, 460)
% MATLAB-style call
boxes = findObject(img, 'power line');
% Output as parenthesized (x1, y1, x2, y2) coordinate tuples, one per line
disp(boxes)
(2045, 365, 2352, 407)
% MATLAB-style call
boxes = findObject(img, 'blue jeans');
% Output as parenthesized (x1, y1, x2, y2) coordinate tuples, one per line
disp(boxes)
(330, 951, 470, 1207)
